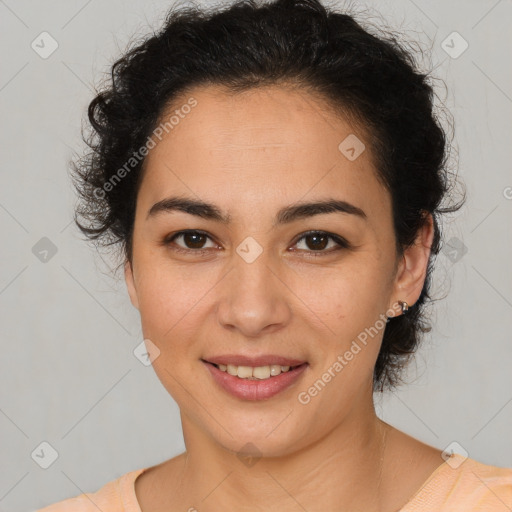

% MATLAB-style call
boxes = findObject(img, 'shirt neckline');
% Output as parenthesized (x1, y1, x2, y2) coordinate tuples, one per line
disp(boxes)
(397, 453, 459, 510)
(121, 454, 458, 512)
(120, 466, 148, 512)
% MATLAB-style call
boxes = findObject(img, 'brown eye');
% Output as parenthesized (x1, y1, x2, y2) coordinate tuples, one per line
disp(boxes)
(302, 233, 329, 251)
(292, 231, 350, 255)
(180, 232, 208, 249)
(164, 230, 217, 252)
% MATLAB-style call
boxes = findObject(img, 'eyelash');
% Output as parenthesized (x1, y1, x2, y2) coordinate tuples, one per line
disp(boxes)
(162, 229, 351, 257)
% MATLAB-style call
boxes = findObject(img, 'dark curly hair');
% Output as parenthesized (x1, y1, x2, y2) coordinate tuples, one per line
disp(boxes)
(72, 0, 465, 392)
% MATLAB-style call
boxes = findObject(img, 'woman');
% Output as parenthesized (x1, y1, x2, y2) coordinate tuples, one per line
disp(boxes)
(38, 0, 512, 510)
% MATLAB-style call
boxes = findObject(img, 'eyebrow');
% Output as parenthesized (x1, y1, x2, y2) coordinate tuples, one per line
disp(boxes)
(147, 196, 367, 225)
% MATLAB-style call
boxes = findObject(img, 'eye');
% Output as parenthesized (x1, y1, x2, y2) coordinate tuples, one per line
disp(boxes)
(162, 229, 351, 257)
(291, 230, 351, 256)
(163, 230, 218, 254)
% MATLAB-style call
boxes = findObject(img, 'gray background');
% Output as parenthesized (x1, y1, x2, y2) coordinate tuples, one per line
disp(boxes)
(1, 0, 511, 510)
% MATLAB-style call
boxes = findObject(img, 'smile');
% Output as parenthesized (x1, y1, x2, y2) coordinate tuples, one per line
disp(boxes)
(202, 357, 308, 400)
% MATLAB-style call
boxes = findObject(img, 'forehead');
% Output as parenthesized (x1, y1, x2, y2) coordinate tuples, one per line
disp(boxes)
(154, 84, 365, 162)
(139, 84, 390, 224)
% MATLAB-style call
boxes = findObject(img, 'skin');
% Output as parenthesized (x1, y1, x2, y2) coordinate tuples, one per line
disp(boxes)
(124, 84, 443, 512)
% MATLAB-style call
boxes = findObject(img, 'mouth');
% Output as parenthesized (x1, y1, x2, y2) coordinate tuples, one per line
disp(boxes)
(201, 356, 308, 400)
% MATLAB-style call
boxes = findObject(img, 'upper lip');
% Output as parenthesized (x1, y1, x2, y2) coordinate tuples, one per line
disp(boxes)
(203, 355, 307, 367)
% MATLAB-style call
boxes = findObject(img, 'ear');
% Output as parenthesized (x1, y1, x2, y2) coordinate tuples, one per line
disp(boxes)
(124, 260, 140, 310)
(390, 212, 434, 315)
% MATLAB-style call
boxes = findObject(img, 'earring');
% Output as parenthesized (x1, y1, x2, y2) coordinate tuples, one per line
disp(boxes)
(399, 300, 409, 314)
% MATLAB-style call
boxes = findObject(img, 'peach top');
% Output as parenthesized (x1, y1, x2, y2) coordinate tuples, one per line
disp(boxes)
(37, 454, 512, 511)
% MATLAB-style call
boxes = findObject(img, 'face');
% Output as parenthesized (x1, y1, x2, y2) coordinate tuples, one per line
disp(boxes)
(125, 84, 431, 457)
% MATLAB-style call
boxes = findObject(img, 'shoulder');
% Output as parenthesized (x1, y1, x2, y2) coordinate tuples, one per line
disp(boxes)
(35, 467, 147, 512)
(458, 456, 512, 502)
(402, 454, 512, 511)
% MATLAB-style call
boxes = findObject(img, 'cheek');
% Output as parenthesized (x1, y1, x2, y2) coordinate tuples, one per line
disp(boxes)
(134, 254, 219, 349)
(288, 258, 390, 331)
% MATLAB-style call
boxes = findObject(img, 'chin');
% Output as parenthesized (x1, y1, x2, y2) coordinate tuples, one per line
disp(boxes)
(202, 411, 316, 460)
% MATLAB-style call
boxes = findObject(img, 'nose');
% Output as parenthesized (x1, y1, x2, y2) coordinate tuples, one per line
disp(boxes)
(216, 250, 292, 338)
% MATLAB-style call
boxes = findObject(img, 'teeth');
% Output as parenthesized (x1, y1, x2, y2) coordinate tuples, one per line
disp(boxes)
(237, 366, 253, 378)
(253, 366, 271, 379)
(215, 363, 296, 379)
(270, 364, 285, 377)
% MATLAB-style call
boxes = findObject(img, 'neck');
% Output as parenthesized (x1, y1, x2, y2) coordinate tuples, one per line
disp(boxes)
(171, 401, 391, 511)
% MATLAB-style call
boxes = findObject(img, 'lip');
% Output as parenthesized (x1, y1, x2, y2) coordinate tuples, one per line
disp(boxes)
(203, 360, 308, 401)
(203, 354, 306, 367)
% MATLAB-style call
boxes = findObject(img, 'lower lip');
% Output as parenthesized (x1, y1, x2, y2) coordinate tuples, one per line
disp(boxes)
(203, 361, 308, 401)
